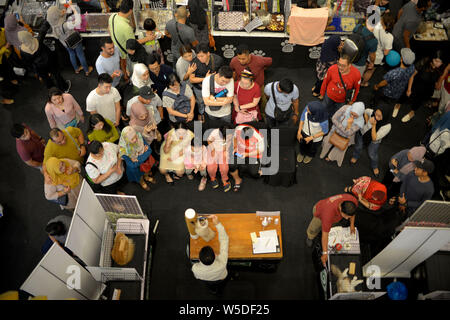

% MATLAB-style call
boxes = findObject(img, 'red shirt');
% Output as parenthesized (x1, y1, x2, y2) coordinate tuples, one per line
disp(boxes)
(16, 125, 45, 163)
(233, 81, 262, 122)
(230, 54, 273, 87)
(314, 194, 358, 233)
(320, 64, 361, 103)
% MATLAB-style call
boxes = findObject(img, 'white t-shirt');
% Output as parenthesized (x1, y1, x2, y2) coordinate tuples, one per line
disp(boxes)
(373, 22, 393, 65)
(202, 75, 234, 118)
(85, 142, 124, 187)
(126, 95, 163, 124)
(86, 87, 121, 124)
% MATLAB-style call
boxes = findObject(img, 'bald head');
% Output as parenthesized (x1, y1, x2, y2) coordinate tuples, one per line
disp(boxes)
(176, 6, 188, 20)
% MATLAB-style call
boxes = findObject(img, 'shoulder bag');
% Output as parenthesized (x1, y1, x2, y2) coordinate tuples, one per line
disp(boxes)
(337, 68, 354, 104)
(271, 82, 292, 122)
(162, 83, 192, 122)
(48, 193, 69, 206)
(61, 23, 82, 49)
(208, 72, 223, 112)
(175, 22, 187, 46)
(111, 14, 127, 55)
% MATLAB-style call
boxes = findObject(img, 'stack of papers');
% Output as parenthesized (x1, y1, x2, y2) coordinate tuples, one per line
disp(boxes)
(251, 230, 280, 254)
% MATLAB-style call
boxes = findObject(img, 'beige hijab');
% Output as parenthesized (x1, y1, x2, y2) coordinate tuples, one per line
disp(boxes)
(18, 31, 39, 55)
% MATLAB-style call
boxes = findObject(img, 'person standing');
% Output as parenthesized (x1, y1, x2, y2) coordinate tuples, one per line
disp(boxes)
(165, 6, 199, 62)
(230, 44, 272, 114)
(373, 48, 416, 118)
(351, 22, 378, 78)
(189, 43, 223, 121)
(297, 101, 329, 164)
(46, 3, 93, 76)
(392, 0, 430, 51)
(192, 215, 229, 295)
(312, 35, 343, 97)
(43, 127, 87, 165)
(396, 159, 435, 216)
(108, 0, 135, 81)
(44, 87, 84, 129)
(202, 66, 234, 123)
(96, 37, 123, 88)
(233, 69, 262, 124)
(11, 123, 46, 170)
(87, 113, 120, 143)
(305, 194, 358, 267)
(320, 54, 361, 118)
(187, 0, 209, 46)
(176, 44, 197, 82)
(146, 53, 174, 98)
(86, 73, 122, 127)
(127, 86, 164, 131)
(264, 78, 300, 128)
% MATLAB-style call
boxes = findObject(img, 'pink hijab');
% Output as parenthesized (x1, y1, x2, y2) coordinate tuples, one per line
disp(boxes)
(399, 146, 427, 175)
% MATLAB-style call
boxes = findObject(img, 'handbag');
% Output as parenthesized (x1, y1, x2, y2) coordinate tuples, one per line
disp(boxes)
(337, 68, 354, 104)
(61, 24, 82, 49)
(140, 155, 156, 173)
(271, 82, 292, 122)
(235, 84, 258, 124)
(205, 13, 216, 50)
(329, 131, 350, 151)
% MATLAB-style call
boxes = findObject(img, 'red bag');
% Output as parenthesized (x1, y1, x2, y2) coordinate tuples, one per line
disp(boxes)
(139, 155, 156, 173)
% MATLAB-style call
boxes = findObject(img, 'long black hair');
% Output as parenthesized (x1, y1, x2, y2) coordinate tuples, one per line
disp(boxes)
(187, 0, 207, 30)
(88, 113, 112, 134)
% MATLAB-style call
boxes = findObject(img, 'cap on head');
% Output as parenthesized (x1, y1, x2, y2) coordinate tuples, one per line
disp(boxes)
(414, 159, 434, 174)
(138, 86, 155, 100)
(401, 48, 415, 66)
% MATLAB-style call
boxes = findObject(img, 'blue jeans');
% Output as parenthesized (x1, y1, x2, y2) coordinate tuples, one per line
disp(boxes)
(352, 131, 380, 169)
(192, 86, 205, 115)
(66, 43, 89, 72)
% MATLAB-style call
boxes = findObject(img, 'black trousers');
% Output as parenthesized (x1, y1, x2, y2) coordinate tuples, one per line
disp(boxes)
(382, 169, 402, 199)
(299, 136, 321, 158)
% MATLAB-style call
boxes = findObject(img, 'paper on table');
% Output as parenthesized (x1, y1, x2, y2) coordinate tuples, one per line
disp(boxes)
(250, 232, 258, 244)
(253, 236, 277, 254)
(259, 229, 278, 239)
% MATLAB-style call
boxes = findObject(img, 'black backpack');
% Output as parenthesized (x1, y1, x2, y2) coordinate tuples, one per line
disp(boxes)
(346, 24, 375, 63)
(162, 83, 191, 122)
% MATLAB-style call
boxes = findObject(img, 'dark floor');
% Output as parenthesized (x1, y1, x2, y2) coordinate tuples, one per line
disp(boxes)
(0, 61, 436, 300)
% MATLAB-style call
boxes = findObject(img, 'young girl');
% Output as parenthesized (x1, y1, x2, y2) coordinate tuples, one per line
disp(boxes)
(184, 138, 208, 191)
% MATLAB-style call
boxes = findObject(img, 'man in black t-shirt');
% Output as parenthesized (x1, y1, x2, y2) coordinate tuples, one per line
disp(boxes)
(189, 43, 223, 120)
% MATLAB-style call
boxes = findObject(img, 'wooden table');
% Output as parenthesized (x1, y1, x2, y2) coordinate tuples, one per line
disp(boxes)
(189, 213, 283, 260)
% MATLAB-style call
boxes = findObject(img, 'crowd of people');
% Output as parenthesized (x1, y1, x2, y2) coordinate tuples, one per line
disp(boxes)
(4, 0, 450, 295)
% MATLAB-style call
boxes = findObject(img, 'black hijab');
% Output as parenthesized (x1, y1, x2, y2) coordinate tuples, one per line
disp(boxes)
(319, 35, 341, 63)
(126, 39, 148, 63)
(363, 106, 390, 145)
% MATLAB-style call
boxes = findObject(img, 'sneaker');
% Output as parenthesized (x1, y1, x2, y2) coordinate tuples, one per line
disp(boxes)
(401, 113, 414, 123)
(392, 107, 400, 118)
(211, 180, 219, 189)
(303, 156, 312, 164)
(64, 80, 71, 93)
(223, 182, 231, 192)
(306, 237, 313, 248)
(198, 177, 207, 191)
(297, 154, 305, 163)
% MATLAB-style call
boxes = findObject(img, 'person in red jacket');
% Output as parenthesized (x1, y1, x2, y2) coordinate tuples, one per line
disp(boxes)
(320, 54, 361, 118)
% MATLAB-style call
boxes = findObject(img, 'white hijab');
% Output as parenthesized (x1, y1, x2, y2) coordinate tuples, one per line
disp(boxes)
(131, 63, 153, 88)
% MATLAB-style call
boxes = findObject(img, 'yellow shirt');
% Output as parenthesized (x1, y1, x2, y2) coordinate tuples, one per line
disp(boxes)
(44, 127, 84, 164)
(0, 28, 12, 64)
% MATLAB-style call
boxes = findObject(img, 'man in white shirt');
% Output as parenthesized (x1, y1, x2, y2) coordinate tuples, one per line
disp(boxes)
(202, 66, 234, 123)
(95, 37, 122, 88)
(192, 215, 229, 293)
(86, 73, 122, 127)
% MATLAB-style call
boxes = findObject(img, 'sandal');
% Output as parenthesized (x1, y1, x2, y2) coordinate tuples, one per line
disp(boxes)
(312, 92, 320, 97)
(165, 174, 174, 185)
(140, 177, 150, 191)
(360, 82, 370, 87)
(172, 173, 182, 180)
(233, 183, 241, 192)
(75, 66, 83, 74)
(325, 157, 331, 162)
(85, 66, 94, 76)
(144, 174, 157, 184)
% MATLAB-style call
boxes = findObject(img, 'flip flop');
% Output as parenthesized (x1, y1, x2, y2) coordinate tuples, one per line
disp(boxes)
(75, 66, 83, 74)
(233, 183, 241, 192)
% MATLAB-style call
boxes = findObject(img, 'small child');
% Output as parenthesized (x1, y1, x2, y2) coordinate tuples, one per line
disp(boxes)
(139, 18, 165, 64)
(184, 139, 208, 191)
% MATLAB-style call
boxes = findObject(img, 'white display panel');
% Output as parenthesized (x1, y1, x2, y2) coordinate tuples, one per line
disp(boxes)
(20, 244, 103, 300)
(66, 215, 103, 266)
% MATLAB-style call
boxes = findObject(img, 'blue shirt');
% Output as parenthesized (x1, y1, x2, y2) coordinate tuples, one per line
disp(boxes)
(150, 64, 174, 98)
(382, 64, 415, 100)
(264, 82, 299, 119)
(95, 47, 122, 87)
(352, 24, 378, 66)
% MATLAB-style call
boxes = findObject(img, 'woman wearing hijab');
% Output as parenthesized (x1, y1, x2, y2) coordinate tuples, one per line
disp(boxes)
(129, 99, 161, 146)
(297, 101, 329, 164)
(18, 31, 70, 92)
(0, 17, 21, 87)
(126, 39, 148, 78)
(44, 157, 82, 210)
(187, 0, 209, 46)
(350, 106, 391, 177)
(345, 176, 387, 212)
(312, 35, 343, 97)
(382, 146, 426, 198)
(130, 63, 153, 94)
(320, 102, 365, 167)
(119, 126, 155, 191)
(46, 4, 93, 76)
